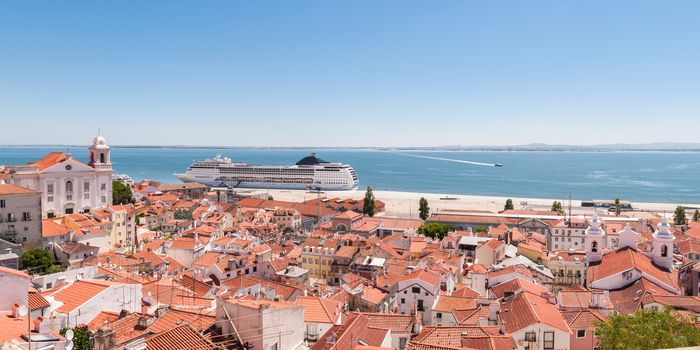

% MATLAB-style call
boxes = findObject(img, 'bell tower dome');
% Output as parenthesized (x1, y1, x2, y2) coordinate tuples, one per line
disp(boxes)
(89, 131, 112, 171)
(652, 216, 675, 269)
(585, 212, 606, 263)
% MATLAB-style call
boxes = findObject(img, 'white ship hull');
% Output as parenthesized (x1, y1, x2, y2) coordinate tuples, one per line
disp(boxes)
(175, 153, 359, 191)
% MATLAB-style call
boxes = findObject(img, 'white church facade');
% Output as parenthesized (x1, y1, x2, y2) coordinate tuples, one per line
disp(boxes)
(3, 134, 113, 218)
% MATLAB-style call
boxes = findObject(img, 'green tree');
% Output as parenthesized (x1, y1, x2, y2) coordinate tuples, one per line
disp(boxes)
(596, 308, 700, 350)
(674, 206, 687, 225)
(19, 249, 56, 275)
(174, 209, 193, 220)
(418, 197, 430, 220)
(551, 201, 564, 213)
(60, 326, 91, 350)
(362, 187, 376, 217)
(112, 180, 133, 205)
(504, 199, 514, 211)
(475, 226, 488, 233)
(614, 198, 621, 216)
(417, 222, 455, 240)
(693, 209, 700, 222)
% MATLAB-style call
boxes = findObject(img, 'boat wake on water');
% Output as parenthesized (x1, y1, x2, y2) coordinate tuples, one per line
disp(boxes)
(395, 152, 502, 167)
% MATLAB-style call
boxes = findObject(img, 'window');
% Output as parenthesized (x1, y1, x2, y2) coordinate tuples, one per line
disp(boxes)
(412, 286, 420, 294)
(577, 330, 586, 338)
(66, 181, 73, 193)
(47, 196, 54, 202)
(47, 184, 54, 195)
(436, 312, 442, 318)
(22, 212, 31, 221)
(101, 183, 107, 190)
(417, 299, 424, 311)
(84, 193, 90, 199)
(102, 196, 107, 203)
(401, 298, 405, 304)
(0, 200, 5, 208)
(84, 182, 90, 192)
(591, 241, 598, 252)
(544, 331, 554, 349)
(661, 245, 668, 257)
(525, 332, 536, 342)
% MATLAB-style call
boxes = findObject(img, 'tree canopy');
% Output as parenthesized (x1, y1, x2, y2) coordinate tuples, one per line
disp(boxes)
(174, 209, 193, 220)
(60, 326, 91, 350)
(614, 198, 622, 216)
(674, 206, 687, 225)
(112, 180, 133, 205)
(417, 222, 455, 240)
(504, 199, 514, 211)
(551, 201, 564, 213)
(362, 187, 376, 217)
(419, 197, 430, 220)
(694, 209, 700, 222)
(596, 308, 700, 350)
(19, 249, 56, 275)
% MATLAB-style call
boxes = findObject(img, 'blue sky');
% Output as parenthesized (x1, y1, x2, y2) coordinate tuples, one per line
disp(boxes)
(1, 1, 699, 147)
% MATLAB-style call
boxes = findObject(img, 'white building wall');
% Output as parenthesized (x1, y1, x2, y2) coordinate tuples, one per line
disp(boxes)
(0, 270, 30, 311)
(511, 324, 570, 350)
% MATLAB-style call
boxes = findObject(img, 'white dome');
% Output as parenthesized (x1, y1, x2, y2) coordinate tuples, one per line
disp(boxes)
(92, 135, 110, 149)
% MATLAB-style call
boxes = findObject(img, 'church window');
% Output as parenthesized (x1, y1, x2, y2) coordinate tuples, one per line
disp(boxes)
(100, 153, 105, 163)
(661, 245, 668, 257)
(47, 184, 54, 194)
(66, 181, 73, 193)
(591, 241, 598, 252)
(84, 182, 90, 191)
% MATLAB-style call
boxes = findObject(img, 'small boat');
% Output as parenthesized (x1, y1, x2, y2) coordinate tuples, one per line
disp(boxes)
(494, 163, 503, 167)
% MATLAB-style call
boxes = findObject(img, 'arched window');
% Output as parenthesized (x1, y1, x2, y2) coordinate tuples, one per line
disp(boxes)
(591, 241, 598, 252)
(66, 180, 73, 193)
(661, 245, 668, 257)
(100, 153, 105, 163)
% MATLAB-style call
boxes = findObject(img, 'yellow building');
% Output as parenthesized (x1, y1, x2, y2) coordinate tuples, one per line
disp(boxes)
(300, 245, 336, 280)
(547, 250, 586, 287)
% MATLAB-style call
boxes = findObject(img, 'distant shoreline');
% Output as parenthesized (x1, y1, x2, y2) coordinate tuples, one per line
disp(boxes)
(2, 145, 700, 152)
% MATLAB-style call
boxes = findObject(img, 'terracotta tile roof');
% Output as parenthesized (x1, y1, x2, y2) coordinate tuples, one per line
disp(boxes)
(296, 296, 343, 324)
(561, 309, 606, 330)
(148, 309, 216, 333)
(408, 326, 513, 350)
(0, 314, 64, 343)
(489, 278, 548, 299)
(499, 292, 570, 333)
(401, 269, 441, 287)
(453, 307, 490, 326)
(483, 239, 504, 250)
(335, 245, 358, 258)
(488, 265, 533, 281)
(353, 312, 416, 334)
(28, 152, 70, 171)
(361, 285, 388, 305)
(557, 289, 613, 311)
(0, 183, 39, 195)
(433, 295, 477, 312)
(42, 219, 72, 237)
(334, 211, 363, 220)
(587, 247, 678, 292)
(146, 324, 213, 350)
(51, 279, 119, 313)
(451, 286, 481, 298)
(0, 266, 31, 279)
(169, 237, 197, 250)
(311, 314, 389, 350)
(134, 250, 167, 267)
(87, 310, 122, 331)
(28, 290, 50, 310)
(180, 275, 214, 297)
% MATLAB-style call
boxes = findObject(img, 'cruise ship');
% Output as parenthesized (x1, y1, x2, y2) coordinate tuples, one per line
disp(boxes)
(175, 153, 359, 190)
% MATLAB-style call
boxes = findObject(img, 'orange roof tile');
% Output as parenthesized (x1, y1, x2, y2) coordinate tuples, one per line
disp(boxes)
(52, 280, 119, 313)
(146, 324, 214, 350)
(499, 292, 570, 333)
(0, 183, 39, 195)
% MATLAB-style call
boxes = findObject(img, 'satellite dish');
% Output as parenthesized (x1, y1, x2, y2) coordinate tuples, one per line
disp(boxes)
(17, 305, 28, 317)
(66, 341, 74, 350)
(65, 329, 75, 341)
